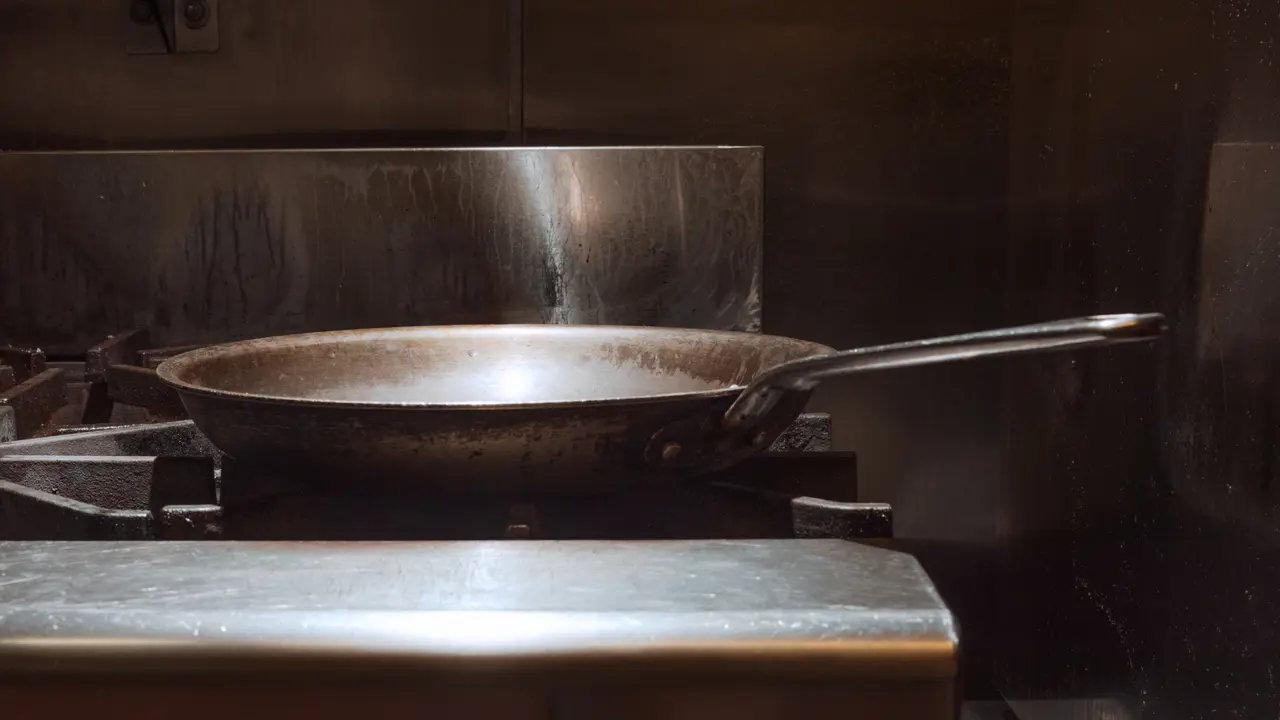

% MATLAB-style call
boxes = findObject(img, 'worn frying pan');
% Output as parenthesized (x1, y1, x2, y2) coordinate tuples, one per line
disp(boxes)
(157, 313, 1164, 495)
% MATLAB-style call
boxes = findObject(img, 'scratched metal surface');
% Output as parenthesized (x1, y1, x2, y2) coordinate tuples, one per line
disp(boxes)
(0, 540, 955, 676)
(0, 147, 762, 353)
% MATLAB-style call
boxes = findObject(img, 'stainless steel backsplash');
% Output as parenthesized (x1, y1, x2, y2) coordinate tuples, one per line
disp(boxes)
(0, 147, 762, 352)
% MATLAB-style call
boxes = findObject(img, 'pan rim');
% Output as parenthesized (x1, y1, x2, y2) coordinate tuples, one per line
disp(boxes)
(155, 324, 835, 411)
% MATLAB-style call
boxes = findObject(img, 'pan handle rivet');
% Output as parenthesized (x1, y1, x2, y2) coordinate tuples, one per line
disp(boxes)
(660, 442, 682, 461)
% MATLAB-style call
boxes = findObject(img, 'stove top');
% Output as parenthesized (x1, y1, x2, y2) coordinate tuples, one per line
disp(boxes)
(0, 414, 890, 542)
(0, 331, 890, 543)
(0, 329, 187, 443)
(0, 349, 954, 719)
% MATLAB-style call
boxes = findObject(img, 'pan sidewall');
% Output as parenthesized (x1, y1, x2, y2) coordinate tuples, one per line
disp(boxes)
(178, 392, 739, 495)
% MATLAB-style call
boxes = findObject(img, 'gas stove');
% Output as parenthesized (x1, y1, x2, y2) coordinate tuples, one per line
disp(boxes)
(0, 329, 193, 444)
(0, 381, 955, 719)
(0, 409, 890, 540)
(0, 143, 958, 719)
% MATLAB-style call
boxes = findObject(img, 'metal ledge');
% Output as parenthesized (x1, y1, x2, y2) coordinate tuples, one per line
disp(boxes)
(0, 539, 955, 679)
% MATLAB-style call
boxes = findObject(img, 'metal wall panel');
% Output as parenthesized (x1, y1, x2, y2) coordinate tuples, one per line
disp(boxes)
(0, 147, 762, 351)
(0, 0, 512, 149)
(1001, 0, 1280, 716)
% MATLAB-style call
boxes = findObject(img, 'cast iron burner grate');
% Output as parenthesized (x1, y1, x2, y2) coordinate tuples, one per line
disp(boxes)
(0, 328, 200, 441)
(0, 415, 891, 542)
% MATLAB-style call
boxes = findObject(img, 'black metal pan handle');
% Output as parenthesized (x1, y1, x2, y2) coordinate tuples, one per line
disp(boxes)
(723, 313, 1166, 430)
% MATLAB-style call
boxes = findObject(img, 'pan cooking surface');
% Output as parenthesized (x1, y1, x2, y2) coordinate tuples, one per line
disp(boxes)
(157, 325, 833, 407)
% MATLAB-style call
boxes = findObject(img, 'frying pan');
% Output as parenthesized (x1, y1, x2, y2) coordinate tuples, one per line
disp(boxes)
(157, 313, 1164, 495)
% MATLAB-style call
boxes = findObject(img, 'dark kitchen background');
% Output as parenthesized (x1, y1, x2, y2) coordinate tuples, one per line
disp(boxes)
(1, 1, 1276, 717)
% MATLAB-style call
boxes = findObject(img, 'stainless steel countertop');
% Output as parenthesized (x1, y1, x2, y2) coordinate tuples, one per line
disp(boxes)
(0, 539, 955, 680)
